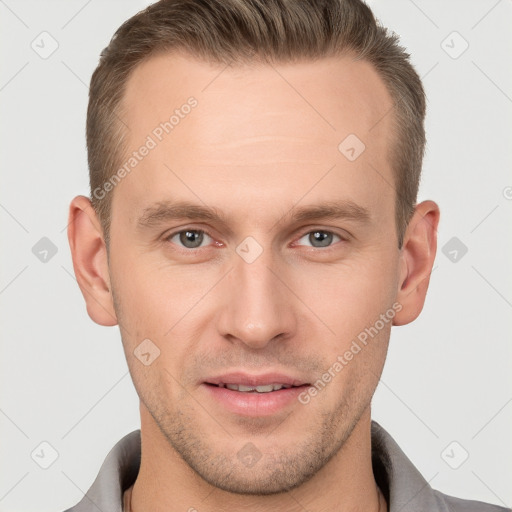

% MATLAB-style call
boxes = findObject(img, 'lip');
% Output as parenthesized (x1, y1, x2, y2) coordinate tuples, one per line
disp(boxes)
(204, 371, 309, 387)
(201, 371, 311, 417)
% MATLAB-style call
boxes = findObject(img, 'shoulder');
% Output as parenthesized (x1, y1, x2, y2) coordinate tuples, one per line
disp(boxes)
(433, 489, 510, 512)
(370, 421, 509, 512)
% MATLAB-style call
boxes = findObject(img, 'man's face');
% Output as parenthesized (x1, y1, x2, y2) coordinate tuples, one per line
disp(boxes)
(108, 52, 401, 493)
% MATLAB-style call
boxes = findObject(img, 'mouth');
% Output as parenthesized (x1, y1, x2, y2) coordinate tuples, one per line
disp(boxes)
(204, 382, 308, 393)
(203, 371, 310, 391)
(201, 372, 311, 416)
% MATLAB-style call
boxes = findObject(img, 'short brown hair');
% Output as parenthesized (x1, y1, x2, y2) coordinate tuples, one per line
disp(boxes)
(87, 0, 426, 249)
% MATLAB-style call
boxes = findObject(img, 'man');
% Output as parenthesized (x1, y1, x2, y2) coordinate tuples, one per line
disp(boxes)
(64, 0, 508, 511)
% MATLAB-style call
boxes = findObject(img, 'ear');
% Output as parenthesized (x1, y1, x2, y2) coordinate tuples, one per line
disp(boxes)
(67, 195, 118, 326)
(393, 200, 440, 326)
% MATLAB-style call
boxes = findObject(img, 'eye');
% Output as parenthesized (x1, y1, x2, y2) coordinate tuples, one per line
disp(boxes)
(163, 228, 345, 252)
(165, 229, 213, 249)
(296, 230, 343, 248)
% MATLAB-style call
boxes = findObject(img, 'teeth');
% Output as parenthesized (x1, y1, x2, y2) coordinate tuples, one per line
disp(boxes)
(220, 383, 293, 393)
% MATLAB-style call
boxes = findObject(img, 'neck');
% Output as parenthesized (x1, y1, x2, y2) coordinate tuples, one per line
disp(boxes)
(129, 404, 385, 512)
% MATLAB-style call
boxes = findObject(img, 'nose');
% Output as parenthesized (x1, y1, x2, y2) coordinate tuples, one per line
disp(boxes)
(216, 247, 297, 350)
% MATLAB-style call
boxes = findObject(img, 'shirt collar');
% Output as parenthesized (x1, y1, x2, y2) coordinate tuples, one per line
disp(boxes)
(65, 421, 445, 512)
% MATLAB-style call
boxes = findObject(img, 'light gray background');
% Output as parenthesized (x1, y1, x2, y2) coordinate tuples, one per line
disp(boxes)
(1, 1, 511, 511)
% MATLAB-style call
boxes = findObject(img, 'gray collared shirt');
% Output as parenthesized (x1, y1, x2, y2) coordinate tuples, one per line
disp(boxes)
(63, 421, 509, 512)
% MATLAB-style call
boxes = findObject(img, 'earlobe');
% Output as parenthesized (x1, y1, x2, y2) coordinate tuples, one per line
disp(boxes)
(393, 200, 440, 326)
(67, 195, 118, 326)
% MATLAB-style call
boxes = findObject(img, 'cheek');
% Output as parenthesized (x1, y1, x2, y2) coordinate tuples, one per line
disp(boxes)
(287, 253, 397, 399)
(110, 251, 213, 396)
(110, 248, 202, 336)
(292, 254, 400, 337)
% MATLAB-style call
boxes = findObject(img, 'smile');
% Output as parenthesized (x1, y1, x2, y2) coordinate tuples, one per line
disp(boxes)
(215, 383, 296, 392)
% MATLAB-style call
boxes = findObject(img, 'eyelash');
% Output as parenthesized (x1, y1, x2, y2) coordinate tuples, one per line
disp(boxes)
(163, 227, 347, 252)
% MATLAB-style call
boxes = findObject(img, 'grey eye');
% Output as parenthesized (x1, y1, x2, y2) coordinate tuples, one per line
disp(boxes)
(297, 230, 341, 248)
(169, 229, 212, 249)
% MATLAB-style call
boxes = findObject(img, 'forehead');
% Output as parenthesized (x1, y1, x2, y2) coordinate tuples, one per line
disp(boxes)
(114, 51, 395, 223)
(122, 51, 393, 140)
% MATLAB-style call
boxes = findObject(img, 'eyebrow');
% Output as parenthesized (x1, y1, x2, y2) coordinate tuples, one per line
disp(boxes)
(136, 199, 371, 233)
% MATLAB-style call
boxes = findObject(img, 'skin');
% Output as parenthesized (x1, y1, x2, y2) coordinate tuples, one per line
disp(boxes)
(68, 52, 439, 512)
